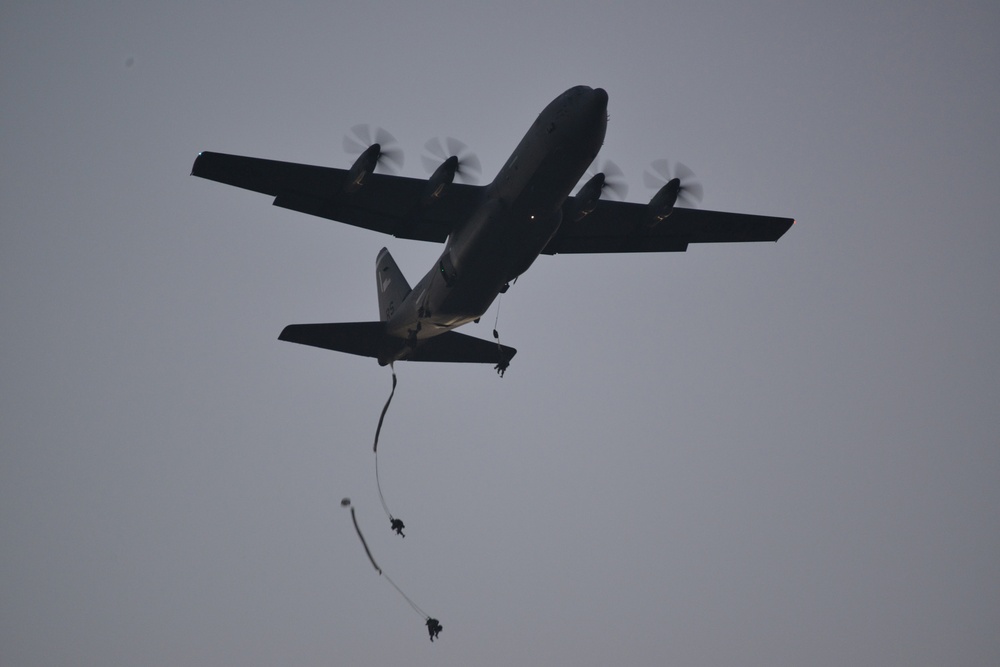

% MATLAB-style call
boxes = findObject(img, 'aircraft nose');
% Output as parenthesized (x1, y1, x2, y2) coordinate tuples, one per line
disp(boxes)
(588, 87, 608, 129)
(592, 87, 608, 108)
(588, 87, 608, 121)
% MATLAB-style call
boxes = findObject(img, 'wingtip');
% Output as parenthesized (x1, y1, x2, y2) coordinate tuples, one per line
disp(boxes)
(190, 151, 203, 176)
(191, 151, 213, 177)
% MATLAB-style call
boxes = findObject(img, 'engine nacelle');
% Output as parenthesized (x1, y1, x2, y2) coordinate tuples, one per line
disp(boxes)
(422, 155, 460, 206)
(343, 144, 382, 193)
(566, 173, 605, 222)
(645, 178, 681, 227)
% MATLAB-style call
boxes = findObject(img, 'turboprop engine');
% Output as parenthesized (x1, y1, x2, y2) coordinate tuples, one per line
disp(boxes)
(344, 144, 383, 194)
(566, 160, 626, 222)
(646, 178, 682, 226)
(422, 155, 460, 205)
(566, 173, 605, 222)
(642, 160, 702, 228)
(342, 125, 403, 194)
(420, 137, 481, 206)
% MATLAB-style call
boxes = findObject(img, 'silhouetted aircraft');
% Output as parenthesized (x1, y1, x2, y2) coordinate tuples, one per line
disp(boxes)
(192, 86, 793, 370)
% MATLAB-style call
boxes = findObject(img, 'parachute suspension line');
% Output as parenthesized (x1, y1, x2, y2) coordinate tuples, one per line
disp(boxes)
(493, 292, 502, 341)
(373, 364, 404, 536)
(375, 449, 391, 519)
(342, 499, 430, 621)
(493, 293, 509, 377)
(382, 571, 430, 620)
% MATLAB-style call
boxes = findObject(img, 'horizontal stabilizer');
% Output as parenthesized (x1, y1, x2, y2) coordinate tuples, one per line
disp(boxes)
(279, 322, 390, 360)
(407, 330, 517, 364)
(278, 321, 516, 366)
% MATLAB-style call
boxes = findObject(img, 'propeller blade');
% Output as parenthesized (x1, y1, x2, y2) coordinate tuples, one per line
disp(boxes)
(344, 124, 404, 173)
(678, 181, 703, 207)
(673, 161, 695, 183)
(422, 136, 481, 184)
(644, 159, 702, 206)
(585, 158, 629, 200)
(643, 158, 671, 190)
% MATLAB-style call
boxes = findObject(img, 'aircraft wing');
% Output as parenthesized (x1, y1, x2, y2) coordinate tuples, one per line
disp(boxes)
(191, 151, 484, 242)
(544, 199, 794, 254)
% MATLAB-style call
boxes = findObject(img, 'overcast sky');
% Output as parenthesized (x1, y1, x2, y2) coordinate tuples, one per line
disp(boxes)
(3, 2, 999, 666)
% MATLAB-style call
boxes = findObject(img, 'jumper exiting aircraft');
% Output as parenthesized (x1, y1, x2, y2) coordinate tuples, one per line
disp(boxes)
(192, 86, 793, 370)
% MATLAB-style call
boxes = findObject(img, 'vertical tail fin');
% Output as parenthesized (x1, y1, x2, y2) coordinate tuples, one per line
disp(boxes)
(375, 247, 411, 322)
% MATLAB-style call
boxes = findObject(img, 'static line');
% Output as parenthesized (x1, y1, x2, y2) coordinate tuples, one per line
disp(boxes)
(373, 364, 397, 453)
(373, 365, 400, 525)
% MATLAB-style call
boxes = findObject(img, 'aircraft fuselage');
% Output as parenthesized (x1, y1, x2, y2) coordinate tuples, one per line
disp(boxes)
(384, 86, 608, 347)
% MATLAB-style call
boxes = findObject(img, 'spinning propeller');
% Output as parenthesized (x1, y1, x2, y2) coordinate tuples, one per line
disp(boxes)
(343, 124, 404, 173)
(643, 159, 703, 207)
(586, 158, 629, 200)
(568, 158, 628, 221)
(421, 137, 481, 184)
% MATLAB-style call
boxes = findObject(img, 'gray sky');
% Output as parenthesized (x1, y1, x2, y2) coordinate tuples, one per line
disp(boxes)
(3, 1, 999, 665)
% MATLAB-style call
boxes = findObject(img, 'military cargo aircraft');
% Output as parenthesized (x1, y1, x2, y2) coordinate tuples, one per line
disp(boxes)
(192, 86, 793, 370)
